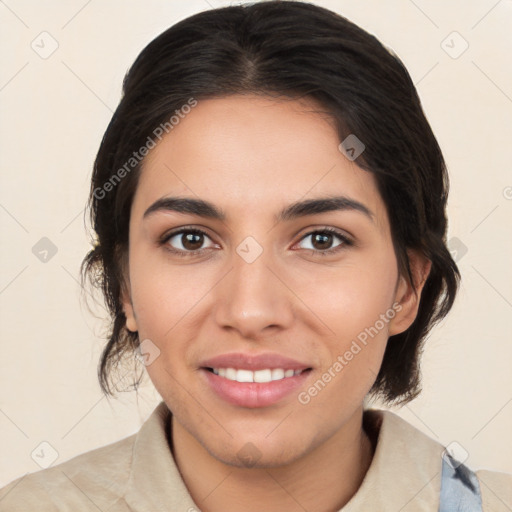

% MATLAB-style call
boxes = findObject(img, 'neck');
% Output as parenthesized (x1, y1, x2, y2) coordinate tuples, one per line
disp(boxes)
(170, 408, 375, 512)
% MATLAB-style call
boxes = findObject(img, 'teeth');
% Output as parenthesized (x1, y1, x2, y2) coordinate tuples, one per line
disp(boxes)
(254, 369, 271, 383)
(271, 369, 284, 380)
(236, 369, 254, 382)
(210, 368, 304, 383)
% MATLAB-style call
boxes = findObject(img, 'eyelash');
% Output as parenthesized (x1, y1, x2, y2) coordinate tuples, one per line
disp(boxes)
(159, 226, 353, 259)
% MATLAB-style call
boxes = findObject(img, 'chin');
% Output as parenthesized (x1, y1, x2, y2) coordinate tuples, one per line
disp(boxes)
(203, 433, 312, 470)
(209, 446, 300, 470)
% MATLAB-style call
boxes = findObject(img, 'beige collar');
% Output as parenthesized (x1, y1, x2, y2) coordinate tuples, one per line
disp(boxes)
(123, 402, 443, 511)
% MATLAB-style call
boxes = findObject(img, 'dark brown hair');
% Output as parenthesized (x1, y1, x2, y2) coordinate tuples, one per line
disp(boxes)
(81, 0, 460, 405)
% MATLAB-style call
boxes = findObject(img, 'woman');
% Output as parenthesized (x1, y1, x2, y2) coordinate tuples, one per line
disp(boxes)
(1, 1, 510, 510)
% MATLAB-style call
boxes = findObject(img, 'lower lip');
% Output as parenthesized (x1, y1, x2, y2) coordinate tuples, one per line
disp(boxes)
(201, 369, 311, 408)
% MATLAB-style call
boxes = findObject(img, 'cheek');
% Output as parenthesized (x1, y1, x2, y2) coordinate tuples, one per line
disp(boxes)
(293, 254, 397, 397)
(127, 253, 218, 398)
(298, 287, 393, 414)
(128, 252, 212, 339)
(294, 253, 398, 341)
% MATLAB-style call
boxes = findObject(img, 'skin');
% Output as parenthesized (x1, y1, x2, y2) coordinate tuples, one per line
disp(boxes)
(122, 95, 430, 512)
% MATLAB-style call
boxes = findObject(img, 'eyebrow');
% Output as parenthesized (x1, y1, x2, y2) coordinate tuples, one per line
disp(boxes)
(143, 195, 374, 223)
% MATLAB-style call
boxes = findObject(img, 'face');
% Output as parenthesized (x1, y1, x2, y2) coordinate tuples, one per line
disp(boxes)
(122, 95, 425, 468)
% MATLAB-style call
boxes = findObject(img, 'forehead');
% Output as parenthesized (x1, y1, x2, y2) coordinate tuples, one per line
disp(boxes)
(132, 95, 387, 228)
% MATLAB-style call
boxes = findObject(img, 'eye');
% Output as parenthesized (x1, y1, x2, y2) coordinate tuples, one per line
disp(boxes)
(160, 227, 352, 258)
(161, 228, 217, 255)
(296, 228, 352, 255)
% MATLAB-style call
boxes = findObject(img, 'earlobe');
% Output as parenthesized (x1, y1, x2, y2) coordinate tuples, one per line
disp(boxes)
(124, 300, 138, 332)
(121, 285, 138, 333)
(388, 251, 432, 336)
(119, 253, 138, 332)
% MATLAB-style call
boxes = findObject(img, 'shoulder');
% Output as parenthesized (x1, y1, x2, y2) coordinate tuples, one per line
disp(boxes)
(359, 409, 512, 511)
(0, 433, 136, 511)
(476, 468, 512, 512)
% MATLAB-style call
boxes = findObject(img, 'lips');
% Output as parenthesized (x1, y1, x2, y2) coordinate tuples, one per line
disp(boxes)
(200, 352, 311, 371)
(199, 352, 312, 408)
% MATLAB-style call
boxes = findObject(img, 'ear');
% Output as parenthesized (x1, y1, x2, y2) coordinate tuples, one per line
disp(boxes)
(122, 290, 138, 333)
(117, 247, 138, 333)
(119, 273, 138, 333)
(388, 250, 432, 336)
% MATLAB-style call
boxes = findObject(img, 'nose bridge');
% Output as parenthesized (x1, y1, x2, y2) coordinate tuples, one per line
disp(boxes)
(213, 241, 293, 336)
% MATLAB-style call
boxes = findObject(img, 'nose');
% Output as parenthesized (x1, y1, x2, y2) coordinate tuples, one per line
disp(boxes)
(213, 248, 295, 339)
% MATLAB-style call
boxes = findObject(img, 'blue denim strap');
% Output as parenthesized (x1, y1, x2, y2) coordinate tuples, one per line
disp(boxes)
(439, 452, 483, 511)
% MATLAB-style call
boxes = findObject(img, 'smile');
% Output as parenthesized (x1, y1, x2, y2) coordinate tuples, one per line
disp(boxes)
(207, 368, 306, 383)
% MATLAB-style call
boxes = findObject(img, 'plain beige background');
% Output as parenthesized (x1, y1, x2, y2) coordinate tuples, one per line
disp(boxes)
(1, 0, 511, 487)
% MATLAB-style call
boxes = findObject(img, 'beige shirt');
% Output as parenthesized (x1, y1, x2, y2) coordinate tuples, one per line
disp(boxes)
(1, 401, 510, 511)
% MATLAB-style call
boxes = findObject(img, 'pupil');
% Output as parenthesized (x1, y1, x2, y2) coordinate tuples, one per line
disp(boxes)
(183, 233, 203, 250)
(313, 233, 332, 250)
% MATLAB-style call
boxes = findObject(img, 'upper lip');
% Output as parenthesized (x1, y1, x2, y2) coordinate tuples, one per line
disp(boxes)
(200, 352, 311, 371)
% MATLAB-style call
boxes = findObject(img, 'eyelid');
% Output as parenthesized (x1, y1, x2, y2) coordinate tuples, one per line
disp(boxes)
(159, 225, 215, 243)
(294, 225, 353, 242)
(159, 226, 219, 257)
(292, 227, 353, 253)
